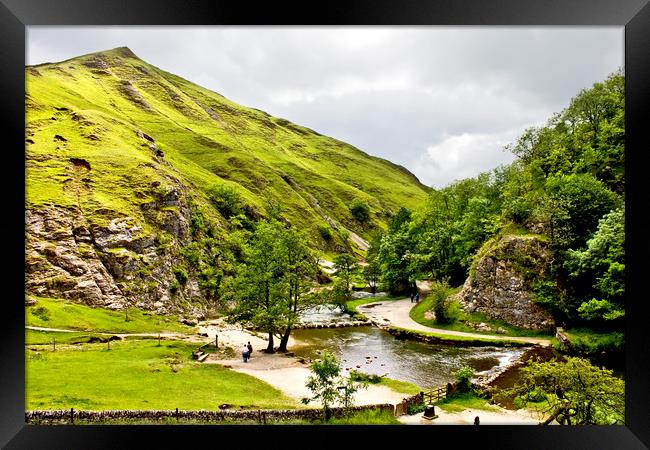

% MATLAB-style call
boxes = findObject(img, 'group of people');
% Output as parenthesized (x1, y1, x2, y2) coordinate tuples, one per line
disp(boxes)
(410, 291, 420, 303)
(242, 342, 253, 362)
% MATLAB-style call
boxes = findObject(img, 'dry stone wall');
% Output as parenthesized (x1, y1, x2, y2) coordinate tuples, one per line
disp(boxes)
(26, 404, 395, 424)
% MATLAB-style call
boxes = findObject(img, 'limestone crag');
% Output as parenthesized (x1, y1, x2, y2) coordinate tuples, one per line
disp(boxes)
(455, 234, 555, 331)
(25, 182, 203, 315)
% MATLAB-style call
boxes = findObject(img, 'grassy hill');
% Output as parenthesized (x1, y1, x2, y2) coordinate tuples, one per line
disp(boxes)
(25, 46, 429, 314)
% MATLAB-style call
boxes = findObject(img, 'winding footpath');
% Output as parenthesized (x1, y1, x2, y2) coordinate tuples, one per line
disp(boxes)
(356, 298, 552, 347)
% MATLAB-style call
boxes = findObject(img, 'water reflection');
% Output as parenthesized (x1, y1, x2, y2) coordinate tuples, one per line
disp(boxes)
(291, 326, 527, 389)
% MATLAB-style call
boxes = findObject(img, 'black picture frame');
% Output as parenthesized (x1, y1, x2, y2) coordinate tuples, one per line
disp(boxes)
(2, 1, 649, 448)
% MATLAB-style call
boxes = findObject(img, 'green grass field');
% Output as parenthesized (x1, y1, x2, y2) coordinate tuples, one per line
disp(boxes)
(26, 338, 299, 411)
(434, 393, 499, 413)
(26, 296, 193, 334)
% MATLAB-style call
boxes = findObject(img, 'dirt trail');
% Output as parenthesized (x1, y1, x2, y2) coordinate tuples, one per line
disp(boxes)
(356, 298, 551, 347)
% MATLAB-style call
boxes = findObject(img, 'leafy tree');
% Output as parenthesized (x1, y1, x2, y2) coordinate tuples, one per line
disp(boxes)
(302, 351, 366, 419)
(430, 280, 458, 324)
(494, 357, 624, 425)
(349, 199, 371, 225)
(333, 253, 358, 292)
(224, 219, 316, 353)
(564, 206, 625, 324)
(362, 258, 381, 294)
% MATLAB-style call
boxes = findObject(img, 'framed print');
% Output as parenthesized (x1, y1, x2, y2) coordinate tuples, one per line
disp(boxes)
(2, 0, 649, 448)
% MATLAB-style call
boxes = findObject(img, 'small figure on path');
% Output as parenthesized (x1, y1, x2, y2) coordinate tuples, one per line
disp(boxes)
(410, 292, 415, 303)
(474, 416, 480, 425)
(247, 341, 253, 360)
(242, 344, 250, 363)
(415, 292, 420, 302)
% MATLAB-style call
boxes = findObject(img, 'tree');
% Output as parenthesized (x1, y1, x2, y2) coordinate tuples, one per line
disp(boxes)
(207, 184, 243, 219)
(224, 219, 317, 353)
(302, 351, 366, 420)
(333, 253, 358, 293)
(494, 357, 624, 425)
(362, 259, 381, 294)
(349, 199, 370, 225)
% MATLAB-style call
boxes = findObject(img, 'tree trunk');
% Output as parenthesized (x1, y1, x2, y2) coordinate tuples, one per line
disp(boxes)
(266, 332, 274, 353)
(278, 327, 291, 352)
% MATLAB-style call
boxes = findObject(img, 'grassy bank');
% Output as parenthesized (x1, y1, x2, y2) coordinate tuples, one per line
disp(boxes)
(410, 288, 552, 339)
(434, 393, 499, 413)
(388, 326, 532, 347)
(26, 338, 299, 410)
(26, 296, 193, 334)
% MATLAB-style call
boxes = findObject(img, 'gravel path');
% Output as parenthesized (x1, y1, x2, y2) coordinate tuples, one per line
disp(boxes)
(356, 298, 551, 346)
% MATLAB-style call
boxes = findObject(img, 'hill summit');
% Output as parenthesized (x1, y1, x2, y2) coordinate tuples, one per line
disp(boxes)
(25, 47, 429, 314)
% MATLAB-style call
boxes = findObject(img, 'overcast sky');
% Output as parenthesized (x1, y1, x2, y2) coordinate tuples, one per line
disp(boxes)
(27, 27, 623, 188)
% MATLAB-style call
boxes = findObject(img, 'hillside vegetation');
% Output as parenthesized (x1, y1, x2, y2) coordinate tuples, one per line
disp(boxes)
(25, 47, 429, 313)
(368, 70, 624, 339)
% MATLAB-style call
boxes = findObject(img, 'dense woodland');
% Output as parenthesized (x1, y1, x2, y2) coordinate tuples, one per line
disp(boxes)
(367, 70, 625, 332)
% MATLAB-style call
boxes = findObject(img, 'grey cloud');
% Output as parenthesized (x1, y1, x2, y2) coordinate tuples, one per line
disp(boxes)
(27, 26, 623, 187)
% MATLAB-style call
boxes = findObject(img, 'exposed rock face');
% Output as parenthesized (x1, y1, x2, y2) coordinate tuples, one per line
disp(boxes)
(25, 181, 198, 314)
(455, 235, 555, 331)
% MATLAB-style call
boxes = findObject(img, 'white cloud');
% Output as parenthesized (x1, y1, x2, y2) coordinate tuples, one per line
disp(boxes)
(415, 130, 521, 188)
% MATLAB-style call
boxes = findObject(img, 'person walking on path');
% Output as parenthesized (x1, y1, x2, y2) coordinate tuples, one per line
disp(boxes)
(415, 292, 420, 302)
(247, 342, 253, 360)
(410, 292, 415, 303)
(242, 344, 250, 363)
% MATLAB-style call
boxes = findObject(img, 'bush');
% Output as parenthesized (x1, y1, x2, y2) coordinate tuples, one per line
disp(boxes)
(407, 402, 426, 415)
(349, 199, 370, 224)
(430, 281, 458, 324)
(207, 184, 243, 219)
(349, 370, 382, 384)
(453, 366, 475, 394)
(31, 306, 50, 321)
(318, 224, 333, 242)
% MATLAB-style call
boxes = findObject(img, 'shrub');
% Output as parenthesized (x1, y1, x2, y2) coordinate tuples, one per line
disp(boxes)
(407, 402, 426, 415)
(172, 267, 188, 285)
(430, 280, 458, 324)
(31, 306, 50, 321)
(318, 224, 333, 242)
(349, 370, 382, 384)
(349, 199, 370, 224)
(207, 184, 243, 219)
(453, 366, 475, 394)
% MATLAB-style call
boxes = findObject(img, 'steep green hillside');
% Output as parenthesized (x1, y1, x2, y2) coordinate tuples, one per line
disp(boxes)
(25, 46, 429, 313)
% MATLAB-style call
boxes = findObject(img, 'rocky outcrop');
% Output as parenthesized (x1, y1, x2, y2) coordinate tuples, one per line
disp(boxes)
(455, 234, 555, 331)
(25, 179, 200, 314)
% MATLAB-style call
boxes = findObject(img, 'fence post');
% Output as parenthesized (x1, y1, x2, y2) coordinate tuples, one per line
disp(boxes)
(215, 334, 218, 348)
(70, 408, 74, 424)
(258, 409, 261, 424)
(176, 407, 179, 422)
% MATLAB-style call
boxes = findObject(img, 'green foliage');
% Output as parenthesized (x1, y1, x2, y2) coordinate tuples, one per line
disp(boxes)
(224, 219, 317, 352)
(302, 351, 367, 419)
(31, 306, 50, 322)
(563, 329, 625, 355)
(494, 356, 624, 425)
(429, 280, 459, 325)
(207, 184, 244, 220)
(349, 199, 370, 224)
(173, 266, 188, 285)
(407, 403, 426, 415)
(333, 253, 358, 292)
(318, 224, 333, 242)
(452, 366, 475, 394)
(349, 370, 382, 384)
